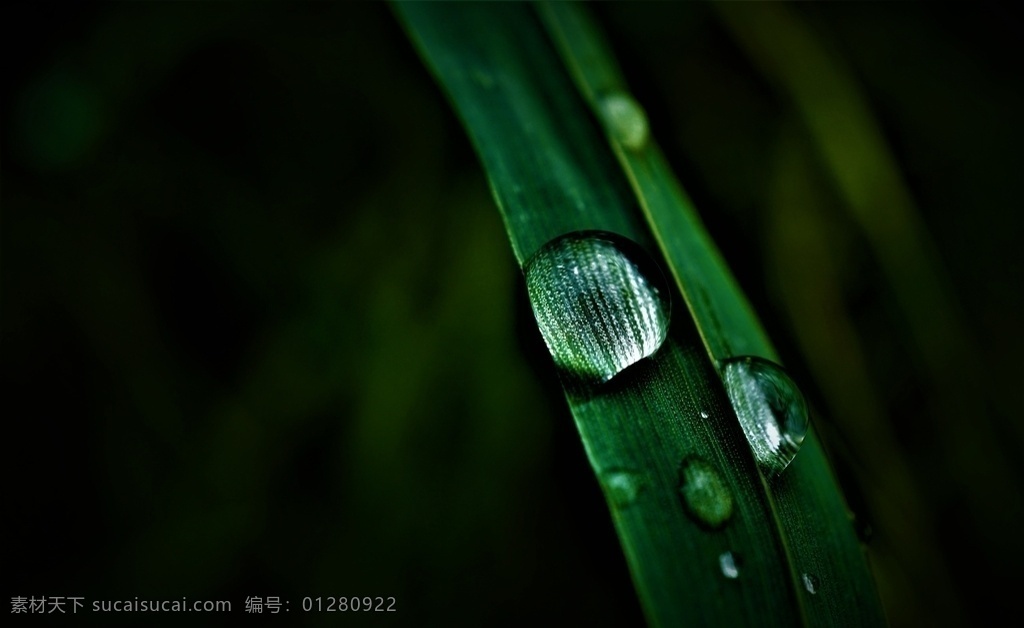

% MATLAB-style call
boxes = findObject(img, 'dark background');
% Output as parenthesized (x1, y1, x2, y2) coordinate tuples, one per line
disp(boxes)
(3, 3, 1021, 627)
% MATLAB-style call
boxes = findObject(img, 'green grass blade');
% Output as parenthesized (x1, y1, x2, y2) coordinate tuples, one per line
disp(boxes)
(394, 1, 882, 625)
(537, 3, 885, 626)
(392, 2, 637, 266)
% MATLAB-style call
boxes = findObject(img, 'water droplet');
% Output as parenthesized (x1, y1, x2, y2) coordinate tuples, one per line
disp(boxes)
(598, 92, 649, 151)
(525, 232, 670, 382)
(603, 470, 644, 508)
(700, 410, 709, 419)
(722, 357, 809, 475)
(802, 572, 819, 595)
(678, 455, 734, 530)
(719, 551, 741, 579)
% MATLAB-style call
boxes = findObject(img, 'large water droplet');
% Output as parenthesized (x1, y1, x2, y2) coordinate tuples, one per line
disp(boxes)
(525, 232, 670, 382)
(719, 551, 741, 579)
(722, 357, 809, 475)
(603, 469, 644, 509)
(678, 455, 734, 530)
(598, 92, 649, 151)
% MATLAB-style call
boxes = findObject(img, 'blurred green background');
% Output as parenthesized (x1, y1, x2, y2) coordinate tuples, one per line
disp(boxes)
(2, 3, 1021, 626)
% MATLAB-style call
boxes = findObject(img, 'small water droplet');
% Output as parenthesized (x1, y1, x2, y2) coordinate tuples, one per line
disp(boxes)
(722, 357, 809, 475)
(603, 470, 644, 508)
(700, 410, 709, 419)
(719, 551, 741, 579)
(525, 231, 670, 382)
(802, 572, 819, 595)
(678, 455, 734, 530)
(598, 92, 649, 151)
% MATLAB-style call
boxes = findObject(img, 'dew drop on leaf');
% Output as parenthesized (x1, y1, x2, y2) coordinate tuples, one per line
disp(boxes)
(802, 572, 820, 595)
(525, 231, 670, 383)
(602, 469, 644, 509)
(678, 455, 734, 530)
(719, 551, 741, 579)
(597, 91, 649, 151)
(722, 356, 809, 475)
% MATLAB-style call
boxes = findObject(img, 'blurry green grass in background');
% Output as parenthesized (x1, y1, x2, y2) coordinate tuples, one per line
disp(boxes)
(2, 3, 1022, 626)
